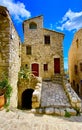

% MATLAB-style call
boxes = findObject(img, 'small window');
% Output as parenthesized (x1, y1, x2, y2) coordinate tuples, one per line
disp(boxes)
(76, 38, 78, 48)
(25, 64, 28, 68)
(26, 46, 31, 55)
(73, 80, 75, 86)
(44, 64, 48, 71)
(80, 63, 82, 71)
(29, 22, 37, 29)
(74, 65, 78, 74)
(44, 36, 50, 44)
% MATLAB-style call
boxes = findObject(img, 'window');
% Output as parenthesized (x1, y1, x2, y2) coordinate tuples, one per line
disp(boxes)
(29, 22, 37, 29)
(80, 63, 82, 71)
(44, 64, 48, 71)
(44, 36, 50, 44)
(25, 64, 28, 68)
(74, 65, 78, 74)
(76, 38, 78, 48)
(26, 46, 31, 55)
(73, 80, 75, 87)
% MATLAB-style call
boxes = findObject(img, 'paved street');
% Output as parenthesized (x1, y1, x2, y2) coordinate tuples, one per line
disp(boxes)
(0, 109, 82, 130)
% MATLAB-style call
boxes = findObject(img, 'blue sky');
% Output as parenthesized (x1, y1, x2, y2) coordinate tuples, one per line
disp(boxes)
(0, 0, 82, 70)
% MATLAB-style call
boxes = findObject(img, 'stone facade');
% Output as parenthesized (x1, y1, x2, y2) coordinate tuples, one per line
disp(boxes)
(68, 29, 82, 97)
(18, 76, 42, 109)
(22, 16, 64, 80)
(0, 6, 21, 107)
(0, 6, 81, 115)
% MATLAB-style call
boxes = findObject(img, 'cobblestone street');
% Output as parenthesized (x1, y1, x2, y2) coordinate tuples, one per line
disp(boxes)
(0, 109, 82, 130)
(41, 82, 71, 108)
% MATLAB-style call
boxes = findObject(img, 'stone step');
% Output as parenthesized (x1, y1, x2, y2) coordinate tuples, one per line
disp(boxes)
(35, 107, 77, 116)
(41, 82, 71, 109)
(52, 80, 62, 85)
(51, 75, 63, 85)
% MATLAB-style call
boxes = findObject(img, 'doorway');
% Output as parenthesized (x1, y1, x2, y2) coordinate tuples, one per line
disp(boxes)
(22, 89, 34, 109)
(32, 63, 39, 76)
(54, 58, 60, 74)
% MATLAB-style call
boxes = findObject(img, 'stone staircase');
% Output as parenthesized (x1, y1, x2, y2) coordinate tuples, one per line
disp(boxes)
(35, 81, 77, 116)
(41, 82, 71, 108)
(51, 74, 63, 85)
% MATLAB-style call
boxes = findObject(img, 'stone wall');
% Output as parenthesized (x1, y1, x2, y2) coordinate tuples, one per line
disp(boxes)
(68, 28, 82, 96)
(22, 16, 64, 80)
(18, 76, 42, 108)
(8, 22, 21, 107)
(0, 6, 21, 107)
(64, 82, 81, 111)
(0, 6, 10, 78)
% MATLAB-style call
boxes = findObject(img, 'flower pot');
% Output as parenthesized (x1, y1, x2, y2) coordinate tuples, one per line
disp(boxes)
(0, 94, 5, 108)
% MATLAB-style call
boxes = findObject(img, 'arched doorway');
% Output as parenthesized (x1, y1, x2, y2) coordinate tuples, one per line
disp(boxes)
(22, 89, 34, 109)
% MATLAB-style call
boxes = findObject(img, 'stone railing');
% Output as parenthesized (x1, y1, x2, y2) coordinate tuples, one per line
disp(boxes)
(32, 77, 42, 108)
(64, 83, 81, 111)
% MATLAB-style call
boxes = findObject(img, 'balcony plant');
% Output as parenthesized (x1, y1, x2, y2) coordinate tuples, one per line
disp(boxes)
(0, 78, 12, 109)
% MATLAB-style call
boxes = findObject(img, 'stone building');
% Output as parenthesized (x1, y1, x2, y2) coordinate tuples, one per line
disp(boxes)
(0, 6, 21, 107)
(0, 6, 81, 114)
(68, 28, 82, 97)
(22, 16, 64, 81)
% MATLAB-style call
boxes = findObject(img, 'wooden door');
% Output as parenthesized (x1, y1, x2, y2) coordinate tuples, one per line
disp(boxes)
(54, 58, 60, 74)
(32, 63, 39, 76)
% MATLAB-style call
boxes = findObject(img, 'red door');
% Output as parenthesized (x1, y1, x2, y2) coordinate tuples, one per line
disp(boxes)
(32, 63, 39, 76)
(54, 58, 60, 74)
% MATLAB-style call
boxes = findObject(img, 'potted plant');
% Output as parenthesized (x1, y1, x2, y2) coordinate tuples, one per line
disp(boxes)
(0, 78, 12, 109)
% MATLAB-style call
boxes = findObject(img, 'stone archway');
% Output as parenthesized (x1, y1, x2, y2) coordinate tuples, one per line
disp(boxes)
(22, 89, 34, 109)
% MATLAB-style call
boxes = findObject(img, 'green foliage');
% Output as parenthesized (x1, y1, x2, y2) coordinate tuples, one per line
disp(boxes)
(75, 108, 81, 116)
(18, 67, 33, 81)
(64, 110, 71, 118)
(0, 78, 12, 108)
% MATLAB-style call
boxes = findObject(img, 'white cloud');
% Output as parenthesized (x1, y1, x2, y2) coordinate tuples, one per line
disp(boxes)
(57, 9, 82, 31)
(0, 0, 31, 22)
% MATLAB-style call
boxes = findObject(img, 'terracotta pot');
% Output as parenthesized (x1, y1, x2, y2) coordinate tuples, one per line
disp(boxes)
(0, 94, 5, 108)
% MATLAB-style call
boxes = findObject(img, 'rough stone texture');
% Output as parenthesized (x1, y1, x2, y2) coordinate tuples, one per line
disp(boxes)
(22, 16, 64, 80)
(66, 108, 76, 116)
(0, 6, 21, 107)
(64, 82, 81, 110)
(45, 107, 54, 114)
(41, 82, 71, 108)
(68, 28, 82, 97)
(18, 76, 42, 108)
